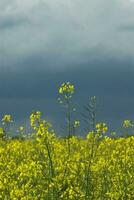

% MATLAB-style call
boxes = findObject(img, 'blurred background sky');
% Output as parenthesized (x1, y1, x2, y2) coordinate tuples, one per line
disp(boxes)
(1, 0, 134, 135)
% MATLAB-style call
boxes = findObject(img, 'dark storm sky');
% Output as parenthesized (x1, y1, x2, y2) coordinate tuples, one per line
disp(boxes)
(1, 0, 134, 134)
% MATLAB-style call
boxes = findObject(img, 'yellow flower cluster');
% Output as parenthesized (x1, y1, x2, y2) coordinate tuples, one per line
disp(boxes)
(2, 115, 13, 123)
(59, 82, 74, 94)
(29, 111, 42, 129)
(96, 123, 108, 134)
(0, 116, 133, 199)
(123, 120, 133, 128)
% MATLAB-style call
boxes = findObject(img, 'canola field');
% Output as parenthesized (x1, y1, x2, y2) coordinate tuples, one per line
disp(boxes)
(0, 83, 134, 199)
(0, 113, 134, 199)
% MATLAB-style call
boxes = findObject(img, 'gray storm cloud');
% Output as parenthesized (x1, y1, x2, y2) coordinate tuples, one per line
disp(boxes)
(1, 0, 134, 134)
(0, 0, 134, 70)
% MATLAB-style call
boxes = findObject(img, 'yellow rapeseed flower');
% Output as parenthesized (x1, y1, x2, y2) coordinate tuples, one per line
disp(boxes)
(123, 120, 133, 128)
(96, 123, 108, 134)
(59, 82, 74, 94)
(2, 114, 13, 123)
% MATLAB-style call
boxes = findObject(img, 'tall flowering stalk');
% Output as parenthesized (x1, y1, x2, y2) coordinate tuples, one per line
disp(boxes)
(58, 82, 75, 138)
(1, 114, 13, 138)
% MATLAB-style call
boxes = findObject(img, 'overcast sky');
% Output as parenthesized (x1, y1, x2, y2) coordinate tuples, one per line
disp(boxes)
(1, 0, 134, 135)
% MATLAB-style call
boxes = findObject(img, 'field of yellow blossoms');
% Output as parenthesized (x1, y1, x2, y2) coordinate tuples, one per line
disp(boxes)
(0, 112, 134, 200)
(0, 83, 134, 199)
